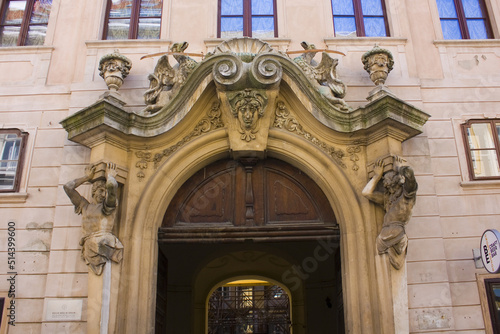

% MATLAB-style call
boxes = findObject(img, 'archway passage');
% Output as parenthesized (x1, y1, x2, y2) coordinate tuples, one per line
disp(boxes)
(208, 279, 291, 334)
(156, 158, 344, 333)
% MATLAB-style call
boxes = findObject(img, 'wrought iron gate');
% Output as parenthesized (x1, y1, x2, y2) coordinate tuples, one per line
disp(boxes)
(208, 285, 291, 334)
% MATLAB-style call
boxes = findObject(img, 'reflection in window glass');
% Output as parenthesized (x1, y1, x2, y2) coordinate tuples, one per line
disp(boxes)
(0, 131, 26, 192)
(221, 17, 244, 38)
(218, 0, 276, 38)
(0, 0, 52, 46)
(464, 120, 500, 179)
(331, 0, 387, 37)
(252, 17, 274, 38)
(104, 0, 162, 39)
(437, 0, 491, 39)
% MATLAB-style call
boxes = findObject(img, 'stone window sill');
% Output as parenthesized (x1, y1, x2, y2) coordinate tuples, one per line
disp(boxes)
(0, 192, 28, 203)
(0, 45, 54, 54)
(324, 37, 407, 46)
(86, 39, 172, 49)
(460, 180, 500, 189)
(434, 39, 500, 48)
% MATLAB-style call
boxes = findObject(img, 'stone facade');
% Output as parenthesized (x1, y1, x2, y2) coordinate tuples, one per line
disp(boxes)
(0, 0, 500, 333)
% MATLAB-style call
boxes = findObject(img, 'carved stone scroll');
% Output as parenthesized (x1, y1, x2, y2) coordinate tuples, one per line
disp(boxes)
(134, 101, 223, 179)
(273, 101, 346, 168)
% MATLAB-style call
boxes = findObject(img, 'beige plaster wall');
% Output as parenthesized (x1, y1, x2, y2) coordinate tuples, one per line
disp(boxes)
(0, 0, 500, 333)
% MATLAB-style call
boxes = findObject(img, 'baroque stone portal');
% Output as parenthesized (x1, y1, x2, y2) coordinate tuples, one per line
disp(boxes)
(63, 163, 123, 275)
(362, 156, 418, 269)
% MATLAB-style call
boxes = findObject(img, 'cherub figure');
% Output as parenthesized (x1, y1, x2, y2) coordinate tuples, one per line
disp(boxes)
(63, 163, 123, 275)
(362, 157, 418, 269)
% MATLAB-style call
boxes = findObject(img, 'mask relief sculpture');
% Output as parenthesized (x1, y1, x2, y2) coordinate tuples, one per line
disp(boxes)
(228, 89, 267, 142)
(63, 163, 123, 275)
(362, 157, 418, 269)
(143, 42, 198, 113)
(293, 41, 348, 111)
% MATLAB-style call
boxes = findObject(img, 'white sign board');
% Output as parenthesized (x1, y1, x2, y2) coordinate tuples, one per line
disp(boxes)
(45, 299, 83, 321)
(481, 229, 500, 273)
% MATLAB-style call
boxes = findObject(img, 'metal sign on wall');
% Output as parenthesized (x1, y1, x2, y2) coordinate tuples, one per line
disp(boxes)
(481, 229, 500, 273)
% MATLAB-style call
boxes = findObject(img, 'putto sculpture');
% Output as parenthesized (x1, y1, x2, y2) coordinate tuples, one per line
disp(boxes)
(63, 163, 123, 275)
(361, 44, 394, 86)
(143, 41, 198, 113)
(293, 41, 348, 110)
(362, 156, 418, 269)
(98, 50, 132, 93)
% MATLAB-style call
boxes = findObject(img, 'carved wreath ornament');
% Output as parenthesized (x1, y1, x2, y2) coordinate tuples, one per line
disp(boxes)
(229, 89, 268, 142)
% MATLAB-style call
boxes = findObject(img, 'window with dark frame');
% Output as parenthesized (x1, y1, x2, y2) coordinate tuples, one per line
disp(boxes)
(436, 0, 492, 39)
(218, 0, 277, 39)
(0, 0, 52, 47)
(462, 119, 500, 180)
(485, 278, 500, 334)
(0, 129, 28, 193)
(331, 0, 389, 37)
(103, 0, 162, 40)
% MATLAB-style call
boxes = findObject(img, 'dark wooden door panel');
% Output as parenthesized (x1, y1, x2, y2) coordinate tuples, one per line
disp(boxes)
(162, 159, 337, 229)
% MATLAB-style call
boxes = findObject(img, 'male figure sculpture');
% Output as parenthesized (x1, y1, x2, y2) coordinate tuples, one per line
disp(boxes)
(362, 157, 418, 269)
(64, 163, 123, 275)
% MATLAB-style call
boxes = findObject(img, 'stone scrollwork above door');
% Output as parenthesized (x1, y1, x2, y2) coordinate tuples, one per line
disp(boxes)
(273, 101, 347, 168)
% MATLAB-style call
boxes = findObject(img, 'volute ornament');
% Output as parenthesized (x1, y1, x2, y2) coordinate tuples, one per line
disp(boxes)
(362, 156, 418, 270)
(362, 45, 394, 86)
(98, 50, 132, 92)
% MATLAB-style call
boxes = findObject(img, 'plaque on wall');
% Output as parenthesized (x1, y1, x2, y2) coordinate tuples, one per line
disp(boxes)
(45, 299, 83, 321)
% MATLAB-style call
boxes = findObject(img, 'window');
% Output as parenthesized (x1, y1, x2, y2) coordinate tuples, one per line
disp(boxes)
(462, 120, 500, 180)
(218, 0, 277, 39)
(0, 0, 52, 46)
(0, 129, 28, 192)
(436, 0, 492, 39)
(103, 0, 162, 40)
(331, 0, 388, 37)
(485, 278, 500, 333)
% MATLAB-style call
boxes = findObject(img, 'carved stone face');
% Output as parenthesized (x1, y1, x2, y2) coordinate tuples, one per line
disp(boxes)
(92, 181, 106, 204)
(370, 54, 389, 72)
(237, 100, 261, 129)
(383, 171, 404, 193)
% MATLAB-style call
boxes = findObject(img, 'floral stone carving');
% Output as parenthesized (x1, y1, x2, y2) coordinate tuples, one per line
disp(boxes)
(98, 50, 132, 92)
(361, 45, 394, 86)
(293, 41, 348, 111)
(362, 156, 418, 269)
(143, 42, 198, 113)
(63, 163, 124, 275)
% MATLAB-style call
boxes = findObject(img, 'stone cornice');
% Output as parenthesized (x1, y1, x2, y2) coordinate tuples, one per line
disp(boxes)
(61, 38, 429, 148)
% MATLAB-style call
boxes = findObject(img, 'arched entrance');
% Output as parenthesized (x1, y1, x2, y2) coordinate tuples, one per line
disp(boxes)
(155, 158, 344, 333)
(207, 278, 291, 333)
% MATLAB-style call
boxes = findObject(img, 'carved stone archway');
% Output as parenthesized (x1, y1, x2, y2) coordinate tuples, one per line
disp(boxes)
(61, 38, 429, 334)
